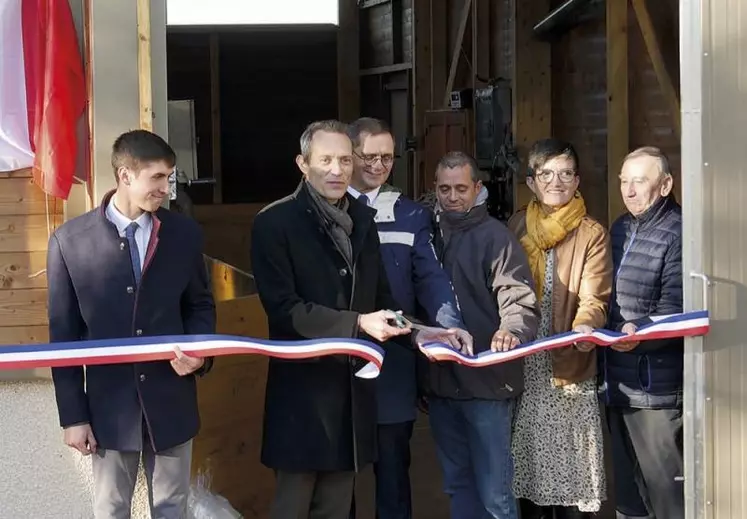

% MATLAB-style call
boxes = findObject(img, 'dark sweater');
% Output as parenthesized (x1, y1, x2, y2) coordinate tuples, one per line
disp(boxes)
(428, 202, 539, 401)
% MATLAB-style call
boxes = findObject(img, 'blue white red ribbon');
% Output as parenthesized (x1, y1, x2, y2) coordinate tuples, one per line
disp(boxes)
(0, 335, 386, 379)
(419, 310, 710, 367)
(0, 311, 709, 378)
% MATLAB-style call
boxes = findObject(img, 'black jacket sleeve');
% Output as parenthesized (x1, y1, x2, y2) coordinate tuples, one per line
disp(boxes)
(47, 233, 90, 428)
(251, 211, 361, 342)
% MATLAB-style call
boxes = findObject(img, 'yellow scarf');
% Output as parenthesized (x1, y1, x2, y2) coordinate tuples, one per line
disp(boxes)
(519, 192, 587, 295)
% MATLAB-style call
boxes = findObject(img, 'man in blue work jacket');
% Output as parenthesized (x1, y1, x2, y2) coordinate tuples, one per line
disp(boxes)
(346, 117, 463, 519)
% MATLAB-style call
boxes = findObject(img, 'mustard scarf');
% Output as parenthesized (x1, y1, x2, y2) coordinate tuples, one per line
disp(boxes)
(519, 192, 587, 295)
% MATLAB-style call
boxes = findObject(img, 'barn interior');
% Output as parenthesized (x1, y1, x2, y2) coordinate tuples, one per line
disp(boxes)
(157, 1, 681, 517)
(0, 0, 683, 517)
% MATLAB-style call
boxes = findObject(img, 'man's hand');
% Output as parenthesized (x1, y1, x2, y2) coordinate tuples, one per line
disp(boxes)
(358, 310, 412, 342)
(413, 326, 473, 356)
(490, 329, 520, 352)
(611, 322, 640, 352)
(416, 395, 429, 415)
(64, 423, 97, 456)
(171, 346, 206, 376)
(572, 324, 596, 352)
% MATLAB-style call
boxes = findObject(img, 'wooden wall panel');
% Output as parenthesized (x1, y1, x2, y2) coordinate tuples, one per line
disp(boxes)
(193, 203, 265, 272)
(191, 295, 273, 519)
(551, 16, 609, 224)
(0, 174, 55, 348)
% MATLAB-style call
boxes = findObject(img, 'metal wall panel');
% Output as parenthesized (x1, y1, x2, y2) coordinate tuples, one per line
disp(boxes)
(682, 0, 747, 517)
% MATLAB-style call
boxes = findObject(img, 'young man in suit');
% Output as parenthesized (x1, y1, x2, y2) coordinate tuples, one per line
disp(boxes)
(48, 129, 215, 518)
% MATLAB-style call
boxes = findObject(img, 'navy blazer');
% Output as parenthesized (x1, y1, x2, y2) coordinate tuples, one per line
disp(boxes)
(48, 191, 216, 452)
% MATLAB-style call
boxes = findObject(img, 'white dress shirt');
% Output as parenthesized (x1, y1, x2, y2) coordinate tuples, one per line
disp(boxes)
(105, 195, 153, 269)
(347, 185, 381, 207)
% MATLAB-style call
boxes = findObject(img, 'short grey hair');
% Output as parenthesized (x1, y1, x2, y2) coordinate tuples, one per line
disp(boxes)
(299, 120, 350, 160)
(436, 151, 482, 182)
(623, 146, 672, 177)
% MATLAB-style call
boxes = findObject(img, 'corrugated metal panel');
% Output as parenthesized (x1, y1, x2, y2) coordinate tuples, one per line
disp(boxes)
(682, 0, 747, 517)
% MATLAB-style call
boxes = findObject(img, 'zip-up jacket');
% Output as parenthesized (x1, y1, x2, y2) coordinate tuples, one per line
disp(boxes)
(601, 195, 683, 408)
(370, 186, 462, 424)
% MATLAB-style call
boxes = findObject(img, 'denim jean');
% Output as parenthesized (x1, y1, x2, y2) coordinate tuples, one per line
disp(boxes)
(429, 397, 518, 519)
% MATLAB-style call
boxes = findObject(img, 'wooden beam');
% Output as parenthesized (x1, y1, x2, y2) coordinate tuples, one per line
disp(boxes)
(472, 0, 490, 86)
(337, 0, 360, 122)
(412, 0, 432, 197)
(631, 0, 681, 139)
(429, 0, 447, 109)
(607, 0, 629, 224)
(391, 0, 404, 64)
(513, 0, 552, 209)
(136, 0, 152, 131)
(443, 0, 473, 107)
(209, 33, 223, 205)
(359, 63, 412, 76)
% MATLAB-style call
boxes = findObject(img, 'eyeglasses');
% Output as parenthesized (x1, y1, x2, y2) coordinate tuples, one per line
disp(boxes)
(355, 152, 395, 167)
(534, 168, 577, 184)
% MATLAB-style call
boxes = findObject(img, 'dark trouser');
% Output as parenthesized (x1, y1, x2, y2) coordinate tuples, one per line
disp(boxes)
(606, 407, 684, 519)
(374, 421, 415, 519)
(271, 470, 355, 519)
(518, 499, 589, 519)
(429, 397, 518, 519)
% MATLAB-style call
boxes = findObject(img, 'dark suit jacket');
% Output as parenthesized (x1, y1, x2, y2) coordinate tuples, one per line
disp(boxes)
(48, 191, 215, 452)
(251, 181, 402, 472)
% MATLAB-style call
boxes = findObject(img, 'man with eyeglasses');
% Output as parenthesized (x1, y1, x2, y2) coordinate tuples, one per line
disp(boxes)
(346, 118, 464, 519)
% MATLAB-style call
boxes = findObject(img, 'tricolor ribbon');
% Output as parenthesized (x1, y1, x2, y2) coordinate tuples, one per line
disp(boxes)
(419, 310, 710, 367)
(0, 311, 709, 379)
(0, 335, 386, 379)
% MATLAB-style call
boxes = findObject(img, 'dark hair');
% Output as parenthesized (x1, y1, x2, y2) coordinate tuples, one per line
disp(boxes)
(436, 151, 481, 182)
(111, 130, 176, 180)
(299, 120, 350, 160)
(346, 117, 392, 149)
(623, 146, 672, 176)
(527, 138, 579, 177)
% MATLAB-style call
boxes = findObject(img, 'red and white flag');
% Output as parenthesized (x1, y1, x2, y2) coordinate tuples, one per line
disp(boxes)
(0, 0, 87, 199)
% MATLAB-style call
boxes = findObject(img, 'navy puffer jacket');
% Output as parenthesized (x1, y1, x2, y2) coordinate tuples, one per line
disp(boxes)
(600, 195, 683, 408)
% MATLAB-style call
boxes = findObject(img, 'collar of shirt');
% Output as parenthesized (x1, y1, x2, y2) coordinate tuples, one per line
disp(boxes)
(347, 185, 381, 206)
(105, 195, 153, 237)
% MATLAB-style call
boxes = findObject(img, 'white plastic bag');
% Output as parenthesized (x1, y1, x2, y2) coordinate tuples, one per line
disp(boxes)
(187, 470, 242, 519)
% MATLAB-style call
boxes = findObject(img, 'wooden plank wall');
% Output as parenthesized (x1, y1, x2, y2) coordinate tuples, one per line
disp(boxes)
(0, 170, 61, 346)
(358, 0, 681, 225)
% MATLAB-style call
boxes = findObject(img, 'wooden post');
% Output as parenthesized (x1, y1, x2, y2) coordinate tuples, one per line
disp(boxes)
(136, 0, 152, 131)
(631, 0, 681, 139)
(429, 0, 447, 109)
(512, 0, 552, 209)
(412, 0, 432, 197)
(607, 0, 629, 224)
(337, 0, 360, 122)
(472, 0, 490, 87)
(209, 33, 222, 204)
(443, 0, 473, 108)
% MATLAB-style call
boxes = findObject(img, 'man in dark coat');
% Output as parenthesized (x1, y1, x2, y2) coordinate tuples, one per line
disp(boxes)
(251, 120, 471, 519)
(345, 117, 463, 519)
(48, 130, 215, 518)
(424, 151, 539, 519)
(601, 146, 684, 519)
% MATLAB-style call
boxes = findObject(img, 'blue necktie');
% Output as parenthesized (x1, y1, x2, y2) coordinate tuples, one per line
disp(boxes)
(359, 193, 370, 206)
(125, 222, 141, 284)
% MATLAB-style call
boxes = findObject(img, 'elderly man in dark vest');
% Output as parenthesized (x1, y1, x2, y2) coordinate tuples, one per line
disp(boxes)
(601, 146, 684, 519)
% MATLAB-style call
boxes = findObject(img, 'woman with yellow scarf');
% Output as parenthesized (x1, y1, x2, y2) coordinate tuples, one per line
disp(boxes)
(507, 139, 612, 519)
